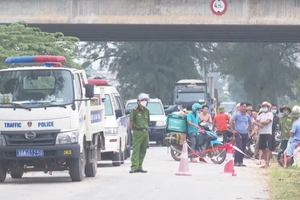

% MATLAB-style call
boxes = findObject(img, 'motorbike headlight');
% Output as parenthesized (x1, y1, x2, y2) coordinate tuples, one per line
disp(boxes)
(0, 135, 6, 146)
(156, 121, 167, 127)
(105, 127, 118, 135)
(56, 131, 78, 145)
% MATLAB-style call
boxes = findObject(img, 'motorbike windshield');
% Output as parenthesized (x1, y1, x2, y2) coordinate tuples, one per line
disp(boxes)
(175, 92, 205, 104)
(0, 69, 74, 108)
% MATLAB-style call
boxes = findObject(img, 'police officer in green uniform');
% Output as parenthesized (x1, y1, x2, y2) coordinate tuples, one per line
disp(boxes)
(129, 93, 150, 173)
(279, 105, 293, 151)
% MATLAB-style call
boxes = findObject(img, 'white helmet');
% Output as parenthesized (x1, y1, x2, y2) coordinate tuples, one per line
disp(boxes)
(292, 106, 300, 112)
(137, 93, 150, 101)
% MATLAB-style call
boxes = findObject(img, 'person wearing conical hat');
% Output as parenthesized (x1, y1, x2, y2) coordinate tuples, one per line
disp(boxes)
(284, 110, 300, 168)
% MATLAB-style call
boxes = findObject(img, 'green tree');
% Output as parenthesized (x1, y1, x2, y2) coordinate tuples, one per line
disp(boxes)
(109, 42, 200, 103)
(79, 41, 116, 69)
(215, 43, 300, 108)
(0, 21, 80, 69)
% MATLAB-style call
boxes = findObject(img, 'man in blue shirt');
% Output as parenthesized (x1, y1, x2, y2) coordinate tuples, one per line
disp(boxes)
(230, 102, 253, 167)
(284, 110, 300, 168)
(187, 103, 202, 163)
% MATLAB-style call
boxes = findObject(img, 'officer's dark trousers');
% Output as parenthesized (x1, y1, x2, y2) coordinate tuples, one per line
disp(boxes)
(188, 133, 197, 158)
(234, 133, 248, 164)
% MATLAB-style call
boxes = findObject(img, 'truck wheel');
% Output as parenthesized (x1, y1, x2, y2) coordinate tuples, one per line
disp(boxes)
(85, 148, 97, 177)
(10, 170, 23, 179)
(112, 150, 121, 167)
(0, 164, 7, 183)
(68, 148, 86, 182)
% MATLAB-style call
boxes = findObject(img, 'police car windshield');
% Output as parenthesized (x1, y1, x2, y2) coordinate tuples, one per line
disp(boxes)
(126, 102, 164, 115)
(0, 69, 74, 108)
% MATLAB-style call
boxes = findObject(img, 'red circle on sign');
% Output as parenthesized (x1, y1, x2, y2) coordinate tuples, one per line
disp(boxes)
(211, 0, 227, 16)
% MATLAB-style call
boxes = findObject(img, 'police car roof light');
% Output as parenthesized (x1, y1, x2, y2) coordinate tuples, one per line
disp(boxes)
(44, 62, 62, 67)
(5, 56, 66, 63)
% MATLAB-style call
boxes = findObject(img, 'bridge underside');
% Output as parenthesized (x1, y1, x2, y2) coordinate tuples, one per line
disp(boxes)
(28, 24, 300, 42)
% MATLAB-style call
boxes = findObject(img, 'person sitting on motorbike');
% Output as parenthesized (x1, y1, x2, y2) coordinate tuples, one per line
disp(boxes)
(187, 103, 202, 163)
(213, 106, 234, 143)
(199, 105, 212, 123)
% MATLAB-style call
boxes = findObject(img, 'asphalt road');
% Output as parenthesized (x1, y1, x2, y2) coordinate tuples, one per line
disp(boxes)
(0, 144, 269, 200)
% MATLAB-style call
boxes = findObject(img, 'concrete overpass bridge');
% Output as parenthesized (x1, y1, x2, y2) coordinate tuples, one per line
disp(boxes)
(1, 0, 300, 42)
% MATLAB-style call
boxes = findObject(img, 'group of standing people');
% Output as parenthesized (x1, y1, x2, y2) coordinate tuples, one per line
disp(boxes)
(196, 101, 300, 168)
(128, 92, 300, 172)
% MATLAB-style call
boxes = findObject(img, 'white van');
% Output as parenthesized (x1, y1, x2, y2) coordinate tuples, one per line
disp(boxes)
(90, 80, 130, 166)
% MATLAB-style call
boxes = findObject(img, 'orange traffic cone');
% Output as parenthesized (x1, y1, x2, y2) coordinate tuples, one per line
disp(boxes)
(175, 141, 192, 176)
(222, 143, 237, 176)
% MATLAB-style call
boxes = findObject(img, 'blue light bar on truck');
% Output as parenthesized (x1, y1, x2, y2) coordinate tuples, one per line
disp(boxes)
(5, 56, 66, 63)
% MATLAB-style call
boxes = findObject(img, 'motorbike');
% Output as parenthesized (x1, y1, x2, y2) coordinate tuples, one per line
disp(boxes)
(245, 136, 255, 158)
(274, 129, 282, 154)
(167, 122, 227, 164)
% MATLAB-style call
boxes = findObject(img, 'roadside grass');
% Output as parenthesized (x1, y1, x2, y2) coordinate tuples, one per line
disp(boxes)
(268, 165, 300, 200)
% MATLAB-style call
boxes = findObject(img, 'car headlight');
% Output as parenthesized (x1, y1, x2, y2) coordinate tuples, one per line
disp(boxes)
(0, 135, 6, 146)
(56, 131, 78, 145)
(105, 127, 118, 135)
(156, 121, 167, 127)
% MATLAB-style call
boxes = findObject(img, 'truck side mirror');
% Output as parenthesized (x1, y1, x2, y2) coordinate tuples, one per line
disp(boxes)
(85, 83, 94, 98)
(115, 109, 123, 119)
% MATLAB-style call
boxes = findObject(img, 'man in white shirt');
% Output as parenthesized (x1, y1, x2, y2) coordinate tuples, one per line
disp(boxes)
(254, 102, 273, 168)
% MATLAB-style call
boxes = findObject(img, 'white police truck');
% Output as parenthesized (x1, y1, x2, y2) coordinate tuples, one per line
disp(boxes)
(0, 56, 106, 182)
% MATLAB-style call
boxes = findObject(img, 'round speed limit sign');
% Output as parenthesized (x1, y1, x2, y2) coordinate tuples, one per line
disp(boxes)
(211, 0, 227, 15)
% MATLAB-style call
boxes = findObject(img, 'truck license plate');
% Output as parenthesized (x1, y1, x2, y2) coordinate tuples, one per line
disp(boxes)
(16, 150, 44, 157)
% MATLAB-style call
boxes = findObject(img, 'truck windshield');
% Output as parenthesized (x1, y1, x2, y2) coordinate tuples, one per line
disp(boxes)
(175, 92, 205, 103)
(126, 102, 164, 115)
(0, 69, 74, 108)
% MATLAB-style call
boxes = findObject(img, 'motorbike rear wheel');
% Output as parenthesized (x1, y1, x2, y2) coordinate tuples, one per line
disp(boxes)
(277, 151, 284, 167)
(170, 145, 182, 162)
(277, 150, 294, 167)
(209, 144, 227, 164)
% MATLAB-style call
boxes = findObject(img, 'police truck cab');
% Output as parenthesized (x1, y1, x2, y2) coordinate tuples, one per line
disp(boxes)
(0, 56, 106, 182)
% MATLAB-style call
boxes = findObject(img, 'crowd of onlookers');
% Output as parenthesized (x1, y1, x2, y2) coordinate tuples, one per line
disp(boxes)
(177, 101, 300, 167)
(210, 102, 300, 168)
